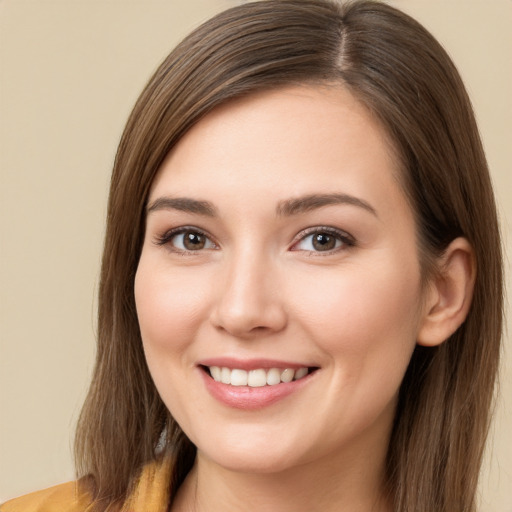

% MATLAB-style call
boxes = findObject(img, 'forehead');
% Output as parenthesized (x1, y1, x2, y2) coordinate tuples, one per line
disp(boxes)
(149, 85, 408, 224)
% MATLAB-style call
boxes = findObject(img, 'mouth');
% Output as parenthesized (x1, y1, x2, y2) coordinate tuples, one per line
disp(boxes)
(200, 365, 318, 387)
(198, 360, 319, 410)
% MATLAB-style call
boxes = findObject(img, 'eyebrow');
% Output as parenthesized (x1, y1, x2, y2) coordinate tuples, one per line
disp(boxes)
(146, 197, 217, 216)
(146, 192, 377, 218)
(276, 193, 377, 217)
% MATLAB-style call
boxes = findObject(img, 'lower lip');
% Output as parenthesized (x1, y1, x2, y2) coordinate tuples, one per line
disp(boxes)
(200, 369, 315, 410)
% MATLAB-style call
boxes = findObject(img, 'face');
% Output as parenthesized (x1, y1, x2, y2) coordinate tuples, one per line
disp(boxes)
(135, 85, 428, 475)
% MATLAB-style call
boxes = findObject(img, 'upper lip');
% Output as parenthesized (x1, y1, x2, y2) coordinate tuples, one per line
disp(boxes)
(198, 357, 318, 371)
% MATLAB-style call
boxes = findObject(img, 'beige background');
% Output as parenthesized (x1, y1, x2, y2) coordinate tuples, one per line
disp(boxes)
(0, 0, 510, 510)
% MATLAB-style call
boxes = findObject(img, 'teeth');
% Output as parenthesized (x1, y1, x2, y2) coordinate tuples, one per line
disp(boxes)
(280, 368, 294, 383)
(294, 367, 308, 380)
(248, 369, 267, 387)
(210, 366, 221, 382)
(208, 366, 310, 387)
(266, 368, 281, 386)
(221, 367, 231, 384)
(230, 369, 248, 386)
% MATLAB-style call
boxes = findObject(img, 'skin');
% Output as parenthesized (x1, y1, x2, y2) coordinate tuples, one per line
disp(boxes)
(134, 85, 447, 511)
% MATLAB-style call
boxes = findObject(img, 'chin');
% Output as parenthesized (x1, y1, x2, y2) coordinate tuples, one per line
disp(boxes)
(188, 426, 306, 475)
(201, 446, 302, 475)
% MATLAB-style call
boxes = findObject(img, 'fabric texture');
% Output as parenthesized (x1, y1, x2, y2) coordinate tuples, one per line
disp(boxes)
(0, 456, 173, 512)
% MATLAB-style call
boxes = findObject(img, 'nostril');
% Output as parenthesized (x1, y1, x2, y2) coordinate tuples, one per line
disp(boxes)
(251, 325, 271, 332)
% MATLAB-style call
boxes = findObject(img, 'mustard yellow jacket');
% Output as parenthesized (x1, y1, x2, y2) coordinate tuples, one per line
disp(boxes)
(0, 456, 173, 512)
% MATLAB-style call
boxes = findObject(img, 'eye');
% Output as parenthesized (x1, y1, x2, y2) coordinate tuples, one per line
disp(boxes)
(155, 228, 217, 252)
(291, 227, 354, 253)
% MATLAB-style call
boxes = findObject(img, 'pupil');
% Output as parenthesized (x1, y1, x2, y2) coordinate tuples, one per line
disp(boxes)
(313, 233, 335, 251)
(184, 232, 205, 250)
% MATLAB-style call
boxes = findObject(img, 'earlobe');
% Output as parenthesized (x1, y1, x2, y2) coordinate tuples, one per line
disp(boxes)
(417, 237, 476, 347)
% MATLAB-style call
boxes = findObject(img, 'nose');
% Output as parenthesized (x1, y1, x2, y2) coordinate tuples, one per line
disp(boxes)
(210, 250, 287, 338)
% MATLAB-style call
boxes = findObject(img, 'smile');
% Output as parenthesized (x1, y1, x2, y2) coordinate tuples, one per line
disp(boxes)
(206, 366, 311, 387)
(198, 359, 319, 409)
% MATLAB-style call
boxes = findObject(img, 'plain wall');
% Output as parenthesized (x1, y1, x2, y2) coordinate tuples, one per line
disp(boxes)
(0, 1, 510, 510)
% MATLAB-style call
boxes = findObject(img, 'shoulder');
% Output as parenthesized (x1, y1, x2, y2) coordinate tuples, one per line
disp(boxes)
(0, 481, 93, 512)
(1, 455, 173, 512)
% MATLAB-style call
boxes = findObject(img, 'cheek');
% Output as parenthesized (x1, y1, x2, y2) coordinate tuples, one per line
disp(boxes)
(134, 259, 214, 424)
(289, 256, 422, 385)
(134, 260, 212, 356)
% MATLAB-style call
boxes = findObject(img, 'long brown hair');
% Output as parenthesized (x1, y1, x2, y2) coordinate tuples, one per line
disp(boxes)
(75, 1, 503, 510)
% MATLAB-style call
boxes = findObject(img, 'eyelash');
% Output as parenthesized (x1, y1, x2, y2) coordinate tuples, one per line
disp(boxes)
(154, 226, 217, 253)
(290, 226, 355, 254)
(153, 225, 355, 255)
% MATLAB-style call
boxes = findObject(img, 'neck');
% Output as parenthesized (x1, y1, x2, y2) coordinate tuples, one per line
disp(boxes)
(171, 436, 392, 512)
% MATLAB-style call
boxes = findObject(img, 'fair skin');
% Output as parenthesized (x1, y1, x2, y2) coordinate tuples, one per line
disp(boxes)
(135, 85, 474, 512)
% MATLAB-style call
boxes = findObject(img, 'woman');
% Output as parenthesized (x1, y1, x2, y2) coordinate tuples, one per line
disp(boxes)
(2, 0, 503, 511)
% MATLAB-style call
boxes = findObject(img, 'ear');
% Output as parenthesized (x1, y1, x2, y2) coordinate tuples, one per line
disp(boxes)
(417, 237, 476, 347)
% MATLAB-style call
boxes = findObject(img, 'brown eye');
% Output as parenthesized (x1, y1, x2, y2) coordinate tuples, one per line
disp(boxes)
(292, 228, 353, 253)
(312, 233, 336, 251)
(183, 231, 207, 250)
(158, 228, 216, 252)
